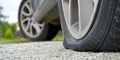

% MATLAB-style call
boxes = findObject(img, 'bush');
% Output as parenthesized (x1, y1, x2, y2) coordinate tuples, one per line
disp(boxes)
(4, 28, 14, 39)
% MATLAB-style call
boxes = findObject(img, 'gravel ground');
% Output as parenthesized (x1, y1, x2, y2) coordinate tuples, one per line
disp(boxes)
(0, 41, 120, 60)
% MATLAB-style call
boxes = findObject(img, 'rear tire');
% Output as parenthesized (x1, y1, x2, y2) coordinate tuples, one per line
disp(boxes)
(58, 0, 120, 51)
(18, 0, 59, 41)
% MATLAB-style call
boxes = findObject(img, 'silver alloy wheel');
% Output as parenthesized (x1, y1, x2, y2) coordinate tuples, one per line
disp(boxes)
(62, 0, 99, 39)
(20, 0, 45, 38)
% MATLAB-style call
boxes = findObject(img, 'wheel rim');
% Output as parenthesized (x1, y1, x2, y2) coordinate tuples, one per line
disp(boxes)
(62, 0, 99, 39)
(20, 0, 45, 38)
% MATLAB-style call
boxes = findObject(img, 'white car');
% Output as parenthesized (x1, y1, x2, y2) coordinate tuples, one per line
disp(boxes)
(18, 0, 120, 51)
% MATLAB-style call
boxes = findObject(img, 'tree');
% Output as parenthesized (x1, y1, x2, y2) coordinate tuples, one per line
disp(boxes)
(0, 6, 8, 37)
(0, 21, 9, 37)
(0, 6, 4, 37)
(0, 6, 7, 20)
(0, 6, 4, 20)
(0, 6, 16, 39)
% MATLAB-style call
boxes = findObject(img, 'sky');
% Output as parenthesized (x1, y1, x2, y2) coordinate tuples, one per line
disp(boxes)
(0, 0, 22, 23)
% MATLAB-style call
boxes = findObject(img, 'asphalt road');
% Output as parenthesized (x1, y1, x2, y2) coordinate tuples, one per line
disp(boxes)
(0, 41, 120, 60)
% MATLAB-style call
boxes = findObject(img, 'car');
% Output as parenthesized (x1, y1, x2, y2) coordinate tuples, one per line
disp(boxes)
(18, 0, 120, 51)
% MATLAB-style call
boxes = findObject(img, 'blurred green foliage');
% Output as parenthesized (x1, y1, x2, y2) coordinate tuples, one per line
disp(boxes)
(0, 20, 17, 38)
(5, 28, 14, 39)
(0, 21, 9, 37)
(0, 5, 17, 39)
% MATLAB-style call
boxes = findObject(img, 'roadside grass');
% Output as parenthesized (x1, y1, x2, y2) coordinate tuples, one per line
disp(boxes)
(0, 34, 64, 44)
(53, 34, 64, 41)
(0, 38, 30, 44)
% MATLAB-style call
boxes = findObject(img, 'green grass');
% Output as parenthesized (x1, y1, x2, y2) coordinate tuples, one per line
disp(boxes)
(0, 38, 30, 44)
(0, 34, 64, 44)
(53, 34, 64, 41)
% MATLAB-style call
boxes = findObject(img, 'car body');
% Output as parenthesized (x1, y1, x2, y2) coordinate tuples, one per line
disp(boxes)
(30, 0, 60, 25)
(19, 0, 120, 51)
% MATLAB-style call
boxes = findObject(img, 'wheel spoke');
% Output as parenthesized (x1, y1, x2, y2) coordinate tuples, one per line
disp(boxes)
(25, 18, 31, 32)
(22, 18, 31, 32)
(78, 0, 82, 33)
(69, 0, 81, 33)
(62, 0, 70, 26)
(22, 18, 29, 24)
(25, 3, 33, 14)
(30, 24, 33, 35)
(37, 23, 45, 27)
(22, 1, 33, 16)
(21, 11, 30, 16)
(33, 21, 45, 28)
(32, 23, 41, 34)
(62, 0, 99, 39)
